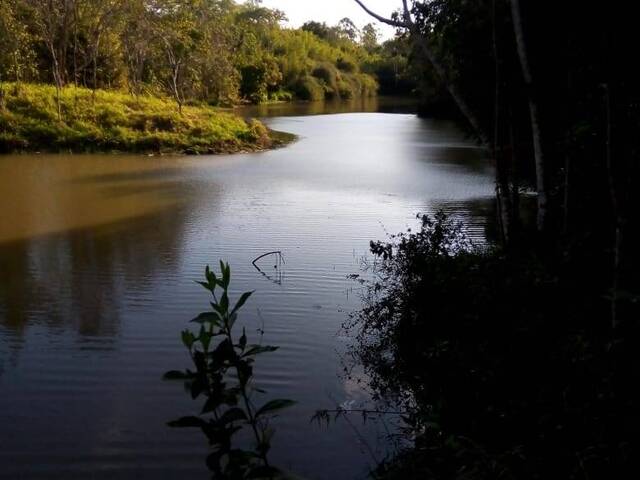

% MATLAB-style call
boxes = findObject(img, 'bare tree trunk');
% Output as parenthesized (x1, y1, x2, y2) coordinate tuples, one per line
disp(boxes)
(510, 0, 547, 232)
(0, 73, 5, 112)
(48, 42, 64, 121)
(353, 0, 490, 148)
(603, 84, 622, 330)
(492, 0, 511, 244)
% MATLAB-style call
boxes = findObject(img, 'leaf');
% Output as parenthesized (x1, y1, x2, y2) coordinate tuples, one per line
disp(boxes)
(255, 399, 296, 418)
(218, 407, 248, 425)
(205, 265, 217, 285)
(231, 291, 254, 316)
(168, 416, 207, 428)
(191, 311, 222, 325)
(246, 465, 281, 479)
(220, 260, 230, 289)
(196, 281, 213, 292)
(228, 312, 237, 330)
(238, 327, 247, 351)
(190, 377, 205, 399)
(201, 396, 222, 414)
(181, 330, 195, 349)
(199, 326, 212, 351)
(243, 345, 279, 357)
(162, 370, 193, 380)
(220, 291, 229, 314)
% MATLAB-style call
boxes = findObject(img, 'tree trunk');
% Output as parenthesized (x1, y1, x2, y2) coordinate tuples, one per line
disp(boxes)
(0, 73, 5, 112)
(510, 0, 547, 232)
(603, 84, 622, 330)
(353, 0, 490, 148)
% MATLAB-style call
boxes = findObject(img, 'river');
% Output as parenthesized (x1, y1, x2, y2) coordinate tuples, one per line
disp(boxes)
(0, 99, 495, 479)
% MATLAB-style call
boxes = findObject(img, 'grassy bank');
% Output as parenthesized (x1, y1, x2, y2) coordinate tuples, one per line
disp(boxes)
(0, 83, 294, 155)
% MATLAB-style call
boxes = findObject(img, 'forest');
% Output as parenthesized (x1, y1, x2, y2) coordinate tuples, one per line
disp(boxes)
(0, 0, 400, 107)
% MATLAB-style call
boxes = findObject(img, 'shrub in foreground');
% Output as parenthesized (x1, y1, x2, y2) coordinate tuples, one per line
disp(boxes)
(351, 213, 640, 479)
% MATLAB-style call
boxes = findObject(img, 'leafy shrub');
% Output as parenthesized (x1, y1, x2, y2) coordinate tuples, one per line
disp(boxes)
(336, 57, 357, 73)
(293, 76, 325, 101)
(351, 212, 640, 479)
(164, 262, 295, 478)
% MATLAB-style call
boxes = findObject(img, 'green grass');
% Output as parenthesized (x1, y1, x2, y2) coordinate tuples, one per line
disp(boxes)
(0, 83, 294, 154)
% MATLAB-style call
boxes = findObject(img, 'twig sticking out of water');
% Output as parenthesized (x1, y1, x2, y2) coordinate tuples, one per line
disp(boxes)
(252, 251, 285, 273)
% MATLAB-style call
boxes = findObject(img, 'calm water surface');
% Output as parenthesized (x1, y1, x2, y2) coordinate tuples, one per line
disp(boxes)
(0, 101, 495, 479)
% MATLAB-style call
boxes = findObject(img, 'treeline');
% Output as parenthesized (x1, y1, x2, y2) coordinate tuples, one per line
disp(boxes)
(363, 0, 639, 273)
(0, 0, 390, 109)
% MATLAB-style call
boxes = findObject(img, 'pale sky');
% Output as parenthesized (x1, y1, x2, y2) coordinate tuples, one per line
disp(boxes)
(242, 0, 401, 41)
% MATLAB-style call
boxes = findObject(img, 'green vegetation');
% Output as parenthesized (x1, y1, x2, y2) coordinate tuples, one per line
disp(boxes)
(0, 82, 292, 154)
(348, 212, 640, 479)
(165, 262, 295, 478)
(0, 0, 421, 154)
(0, 0, 389, 108)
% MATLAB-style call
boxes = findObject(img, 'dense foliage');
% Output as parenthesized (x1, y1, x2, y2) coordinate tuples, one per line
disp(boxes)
(351, 213, 640, 479)
(345, 1, 639, 478)
(0, 0, 387, 106)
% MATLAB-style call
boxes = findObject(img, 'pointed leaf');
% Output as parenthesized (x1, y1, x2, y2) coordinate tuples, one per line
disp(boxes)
(191, 311, 221, 325)
(218, 407, 248, 425)
(231, 291, 254, 316)
(243, 345, 279, 357)
(255, 399, 296, 418)
(168, 416, 207, 428)
(238, 327, 247, 351)
(163, 370, 193, 380)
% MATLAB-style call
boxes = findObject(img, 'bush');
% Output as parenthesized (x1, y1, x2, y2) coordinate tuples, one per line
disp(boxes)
(351, 212, 640, 480)
(293, 76, 325, 101)
(336, 57, 357, 73)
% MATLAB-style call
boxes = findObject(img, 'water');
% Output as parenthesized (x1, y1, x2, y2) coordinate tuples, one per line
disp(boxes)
(0, 102, 495, 479)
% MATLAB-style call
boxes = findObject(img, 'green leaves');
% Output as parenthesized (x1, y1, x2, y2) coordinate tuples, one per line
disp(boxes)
(218, 407, 248, 425)
(181, 329, 196, 349)
(191, 311, 222, 325)
(168, 262, 294, 476)
(255, 399, 296, 418)
(232, 291, 254, 316)
(243, 345, 279, 357)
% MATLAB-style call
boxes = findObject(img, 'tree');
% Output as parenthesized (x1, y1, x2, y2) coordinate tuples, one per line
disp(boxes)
(26, 0, 76, 120)
(360, 23, 379, 52)
(509, 0, 546, 231)
(338, 17, 359, 42)
(0, 0, 36, 89)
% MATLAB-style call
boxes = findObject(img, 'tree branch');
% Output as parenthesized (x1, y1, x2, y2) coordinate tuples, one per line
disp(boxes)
(352, 0, 405, 28)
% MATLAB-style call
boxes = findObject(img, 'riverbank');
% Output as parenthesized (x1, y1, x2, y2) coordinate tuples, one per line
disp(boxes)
(0, 83, 295, 155)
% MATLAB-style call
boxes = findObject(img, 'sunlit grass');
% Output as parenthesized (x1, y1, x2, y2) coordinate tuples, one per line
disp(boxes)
(0, 83, 285, 154)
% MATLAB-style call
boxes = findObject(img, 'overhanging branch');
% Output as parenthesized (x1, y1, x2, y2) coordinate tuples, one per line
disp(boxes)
(353, 0, 406, 28)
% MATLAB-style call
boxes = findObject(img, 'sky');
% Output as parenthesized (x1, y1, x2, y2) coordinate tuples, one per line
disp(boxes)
(242, 0, 400, 40)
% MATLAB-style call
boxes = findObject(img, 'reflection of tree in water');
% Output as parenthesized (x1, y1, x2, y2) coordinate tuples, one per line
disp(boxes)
(0, 207, 182, 336)
(238, 96, 417, 118)
(0, 171, 221, 364)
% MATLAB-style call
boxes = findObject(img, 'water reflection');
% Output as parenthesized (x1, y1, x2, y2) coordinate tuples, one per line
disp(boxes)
(0, 156, 222, 342)
(235, 96, 417, 118)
